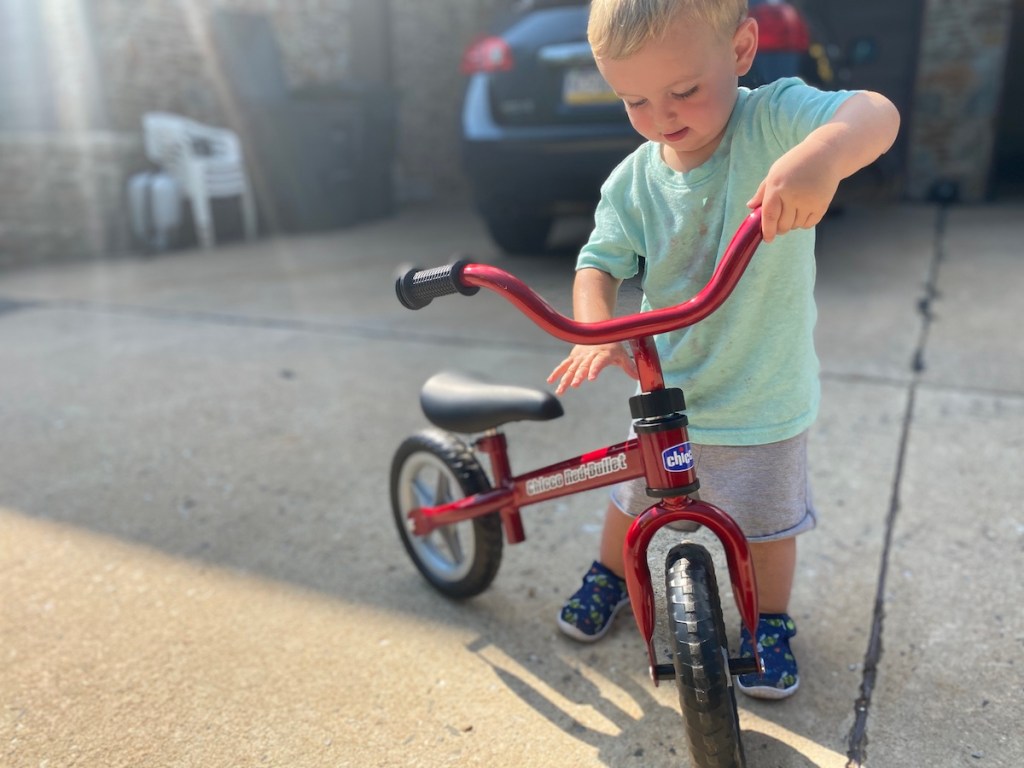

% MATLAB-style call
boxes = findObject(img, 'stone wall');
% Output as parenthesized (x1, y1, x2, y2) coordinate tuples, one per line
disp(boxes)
(0, 133, 143, 270)
(1, 0, 363, 267)
(907, 0, 1015, 201)
(80, 0, 503, 202)
(87, 0, 357, 132)
(389, 0, 503, 199)
(0, 0, 508, 266)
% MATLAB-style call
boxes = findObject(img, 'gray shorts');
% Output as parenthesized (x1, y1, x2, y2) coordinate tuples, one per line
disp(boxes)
(610, 430, 816, 542)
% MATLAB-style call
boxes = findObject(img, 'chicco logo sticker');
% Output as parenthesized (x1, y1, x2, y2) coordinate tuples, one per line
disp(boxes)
(662, 442, 695, 473)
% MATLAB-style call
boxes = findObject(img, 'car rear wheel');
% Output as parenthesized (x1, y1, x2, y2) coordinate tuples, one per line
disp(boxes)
(483, 213, 552, 255)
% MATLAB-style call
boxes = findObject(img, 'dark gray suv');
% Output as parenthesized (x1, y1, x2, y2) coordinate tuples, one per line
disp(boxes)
(460, 0, 824, 254)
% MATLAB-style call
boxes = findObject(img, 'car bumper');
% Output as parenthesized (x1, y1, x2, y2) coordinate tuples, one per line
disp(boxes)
(462, 132, 640, 214)
(461, 75, 640, 215)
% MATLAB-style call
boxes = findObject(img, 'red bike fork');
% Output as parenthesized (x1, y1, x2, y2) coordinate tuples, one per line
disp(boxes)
(622, 336, 762, 681)
(623, 497, 761, 681)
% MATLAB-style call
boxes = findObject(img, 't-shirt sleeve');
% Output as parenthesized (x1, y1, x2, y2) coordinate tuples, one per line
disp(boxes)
(576, 159, 643, 280)
(760, 77, 856, 150)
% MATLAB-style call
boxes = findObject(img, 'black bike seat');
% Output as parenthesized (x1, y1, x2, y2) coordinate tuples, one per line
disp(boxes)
(420, 371, 563, 433)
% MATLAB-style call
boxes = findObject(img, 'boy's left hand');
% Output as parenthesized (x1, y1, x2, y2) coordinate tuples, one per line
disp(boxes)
(746, 142, 839, 243)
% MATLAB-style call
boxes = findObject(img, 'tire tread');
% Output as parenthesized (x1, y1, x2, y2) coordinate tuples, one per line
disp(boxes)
(665, 543, 745, 767)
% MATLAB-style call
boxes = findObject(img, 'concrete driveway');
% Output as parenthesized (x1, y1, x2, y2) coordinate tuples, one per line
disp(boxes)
(1, 201, 1021, 767)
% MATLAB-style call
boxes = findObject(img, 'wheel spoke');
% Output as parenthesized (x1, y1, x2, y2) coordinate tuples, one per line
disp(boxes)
(437, 525, 464, 564)
(432, 472, 452, 506)
(410, 474, 435, 510)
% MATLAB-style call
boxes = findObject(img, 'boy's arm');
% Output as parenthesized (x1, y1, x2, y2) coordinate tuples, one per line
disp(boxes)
(748, 91, 901, 242)
(547, 267, 638, 395)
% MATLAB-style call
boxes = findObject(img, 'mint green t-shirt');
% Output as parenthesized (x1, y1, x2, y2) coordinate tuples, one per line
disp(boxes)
(577, 78, 853, 446)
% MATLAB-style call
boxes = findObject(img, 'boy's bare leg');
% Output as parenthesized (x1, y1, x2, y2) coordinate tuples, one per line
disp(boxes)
(598, 503, 633, 578)
(749, 537, 796, 614)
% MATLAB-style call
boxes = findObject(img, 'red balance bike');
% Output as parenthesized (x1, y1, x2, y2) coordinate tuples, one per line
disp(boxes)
(391, 210, 766, 768)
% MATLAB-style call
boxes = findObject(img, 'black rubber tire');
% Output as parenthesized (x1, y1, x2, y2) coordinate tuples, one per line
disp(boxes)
(665, 543, 746, 768)
(483, 213, 553, 255)
(390, 428, 503, 598)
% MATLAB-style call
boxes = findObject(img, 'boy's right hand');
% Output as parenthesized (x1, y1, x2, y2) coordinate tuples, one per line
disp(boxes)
(547, 342, 638, 396)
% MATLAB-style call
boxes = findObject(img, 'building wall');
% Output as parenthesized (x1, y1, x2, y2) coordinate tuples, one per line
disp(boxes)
(389, 0, 502, 199)
(87, 0, 357, 131)
(907, 0, 1015, 201)
(0, 0, 364, 268)
(1, 0, 1020, 267)
(0, 0, 506, 267)
(0, 132, 141, 269)
(82, 0, 503, 200)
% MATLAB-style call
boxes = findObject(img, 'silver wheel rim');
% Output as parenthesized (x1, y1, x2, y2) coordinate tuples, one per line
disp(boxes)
(397, 450, 476, 583)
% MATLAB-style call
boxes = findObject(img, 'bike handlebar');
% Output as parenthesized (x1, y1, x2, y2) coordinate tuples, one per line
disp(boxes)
(395, 258, 480, 309)
(395, 209, 763, 345)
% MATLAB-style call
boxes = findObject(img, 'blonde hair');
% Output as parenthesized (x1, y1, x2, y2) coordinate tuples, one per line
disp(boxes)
(588, 0, 748, 59)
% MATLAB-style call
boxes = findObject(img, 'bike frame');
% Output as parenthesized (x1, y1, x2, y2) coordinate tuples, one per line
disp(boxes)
(404, 210, 766, 679)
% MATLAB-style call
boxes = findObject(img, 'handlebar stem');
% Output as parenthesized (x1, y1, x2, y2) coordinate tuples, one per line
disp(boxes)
(631, 336, 665, 392)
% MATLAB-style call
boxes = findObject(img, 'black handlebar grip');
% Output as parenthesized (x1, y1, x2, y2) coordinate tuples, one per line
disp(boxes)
(395, 259, 479, 310)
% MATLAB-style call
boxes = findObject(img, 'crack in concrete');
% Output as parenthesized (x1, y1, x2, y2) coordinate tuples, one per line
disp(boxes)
(0, 297, 39, 315)
(845, 206, 947, 766)
(3, 297, 566, 353)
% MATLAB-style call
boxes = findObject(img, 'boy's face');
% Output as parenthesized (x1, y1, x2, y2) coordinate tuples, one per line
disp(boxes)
(596, 15, 757, 172)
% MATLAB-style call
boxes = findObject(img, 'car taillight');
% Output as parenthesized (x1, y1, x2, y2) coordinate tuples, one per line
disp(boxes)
(461, 36, 514, 74)
(751, 3, 810, 53)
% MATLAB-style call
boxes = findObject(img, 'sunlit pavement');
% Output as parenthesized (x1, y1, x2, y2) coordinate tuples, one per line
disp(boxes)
(1, 200, 1021, 766)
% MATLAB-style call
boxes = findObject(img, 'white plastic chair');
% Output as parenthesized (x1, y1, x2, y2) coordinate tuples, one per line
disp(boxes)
(142, 112, 258, 249)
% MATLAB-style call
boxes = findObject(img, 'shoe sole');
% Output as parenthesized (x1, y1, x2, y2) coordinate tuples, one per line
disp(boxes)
(556, 598, 630, 643)
(736, 677, 800, 700)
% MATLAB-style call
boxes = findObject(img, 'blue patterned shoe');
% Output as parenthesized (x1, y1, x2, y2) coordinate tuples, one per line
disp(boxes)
(736, 613, 800, 700)
(557, 561, 630, 642)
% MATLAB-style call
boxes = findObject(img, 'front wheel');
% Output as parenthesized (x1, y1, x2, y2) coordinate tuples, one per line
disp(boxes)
(390, 429, 503, 598)
(665, 543, 745, 768)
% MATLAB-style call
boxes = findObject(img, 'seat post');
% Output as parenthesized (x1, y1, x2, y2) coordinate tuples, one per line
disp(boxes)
(475, 430, 511, 485)
(475, 430, 526, 544)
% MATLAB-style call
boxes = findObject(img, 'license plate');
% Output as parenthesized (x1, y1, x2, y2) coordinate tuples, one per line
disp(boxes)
(562, 66, 618, 106)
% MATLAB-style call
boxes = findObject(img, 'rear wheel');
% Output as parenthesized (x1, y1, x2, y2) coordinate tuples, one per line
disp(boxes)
(390, 429, 503, 598)
(665, 543, 745, 768)
(483, 213, 552, 255)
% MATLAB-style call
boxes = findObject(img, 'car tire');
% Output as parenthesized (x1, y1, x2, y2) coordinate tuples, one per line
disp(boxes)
(483, 214, 553, 255)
